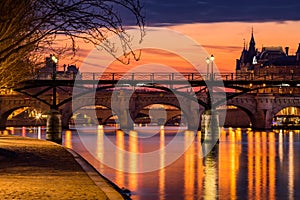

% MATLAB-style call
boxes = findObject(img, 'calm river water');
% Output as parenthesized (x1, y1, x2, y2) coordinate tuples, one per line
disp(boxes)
(8, 126, 300, 200)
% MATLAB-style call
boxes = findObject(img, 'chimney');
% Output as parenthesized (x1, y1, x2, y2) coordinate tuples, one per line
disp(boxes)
(285, 47, 289, 56)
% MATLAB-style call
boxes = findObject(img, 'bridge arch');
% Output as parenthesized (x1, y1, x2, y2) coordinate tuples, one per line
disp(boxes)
(225, 103, 255, 127)
(132, 100, 201, 129)
(273, 104, 300, 117)
(134, 112, 151, 125)
(134, 104, 184, 126)
(61, 91, 114, 128)
(134, 102, 179, 116)
(273, 106, 300, 116)
(271, 106, 300, 127)
(0, 106, 48, 129)
(132, 99, 181, 116)
(66, 104, 113, 127)
(103, 115, 121, 126)
(221, 105, 252, 127)
(165, 114, 186, 126)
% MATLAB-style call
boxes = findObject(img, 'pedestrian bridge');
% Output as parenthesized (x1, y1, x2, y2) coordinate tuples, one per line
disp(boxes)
(1, 71, 300, 130)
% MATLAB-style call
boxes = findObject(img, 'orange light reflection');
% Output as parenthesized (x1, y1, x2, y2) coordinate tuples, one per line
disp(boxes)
(247, 131, 254, 199)
(96, 125, 104, 171)
(159, 129, 166, 200)
(184, 131, 195, 200)
(116, 130, 125, 187)
(288, 132, 294, 200)
(128, 131, 139, 193)
(269, 132, 276, 199)
(64, 130, 72, 149)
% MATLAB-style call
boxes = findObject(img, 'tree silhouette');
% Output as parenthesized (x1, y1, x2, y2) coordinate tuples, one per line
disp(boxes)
(0, 0, 144, 88)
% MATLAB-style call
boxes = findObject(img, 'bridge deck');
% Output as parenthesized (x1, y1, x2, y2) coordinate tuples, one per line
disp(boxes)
(35, 72, 300, 82)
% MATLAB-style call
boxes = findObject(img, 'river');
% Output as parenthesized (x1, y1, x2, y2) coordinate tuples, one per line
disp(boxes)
(8, 126, 300, 200)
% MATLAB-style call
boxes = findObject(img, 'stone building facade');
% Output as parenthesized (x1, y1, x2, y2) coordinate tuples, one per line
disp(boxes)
(236, 30, 300, 94)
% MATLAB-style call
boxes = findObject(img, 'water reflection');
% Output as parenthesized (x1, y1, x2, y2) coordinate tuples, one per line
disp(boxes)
(159, 129, 165, 200)
(184, 131, 195, 200)
(279, 130, 283, 165)
(219, 128, 241, 199)
(22, 126, 26, 137)
(269, 132, 275, 200)
(96, 125, 104, 171)
(247, 131, 254, 199)
(37, 126, 42, 139)
(196, 134, 204, 198)
(245, 130, 278, 199)
(9, 126, 300, 199)
(128, 131, 138, 195)
(116, 130, 125, 188)
(64, 130, 72, 149)
(204, 153, 217, 200)
(289, 131, 294, 200)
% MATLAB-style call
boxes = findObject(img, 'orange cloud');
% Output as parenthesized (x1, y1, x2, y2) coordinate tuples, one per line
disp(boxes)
(56, 21, 300, 74)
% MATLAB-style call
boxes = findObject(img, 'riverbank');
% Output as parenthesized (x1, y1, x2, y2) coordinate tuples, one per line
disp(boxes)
(0, 135, 125, 199)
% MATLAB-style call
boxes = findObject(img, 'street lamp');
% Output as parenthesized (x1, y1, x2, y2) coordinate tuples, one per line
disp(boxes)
(202, 54, 219, 142)
(50, 55, 58, 109)
(51, 55, 58, 64)
(205, 55, 215, 80)
(210, 54, 215, 80)
(206, 57, 210, 79)
(51, 55, 58, 80)
(47, 54, 62, 144)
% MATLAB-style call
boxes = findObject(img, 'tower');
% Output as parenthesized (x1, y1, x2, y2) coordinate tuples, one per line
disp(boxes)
(248, 27, 256, 64)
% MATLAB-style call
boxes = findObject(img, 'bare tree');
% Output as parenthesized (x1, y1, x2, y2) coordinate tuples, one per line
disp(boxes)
(0, 0, 144, 88)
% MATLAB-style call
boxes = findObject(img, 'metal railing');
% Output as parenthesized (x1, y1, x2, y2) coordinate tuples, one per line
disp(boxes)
(32, 72, 300, 82)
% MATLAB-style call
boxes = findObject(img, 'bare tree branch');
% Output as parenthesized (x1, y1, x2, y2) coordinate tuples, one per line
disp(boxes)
(0, 0, 145, 87)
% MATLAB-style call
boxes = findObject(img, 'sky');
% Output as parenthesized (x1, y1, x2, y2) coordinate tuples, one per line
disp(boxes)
(58, 0, 300, 73)
(140, 0, 300, 24)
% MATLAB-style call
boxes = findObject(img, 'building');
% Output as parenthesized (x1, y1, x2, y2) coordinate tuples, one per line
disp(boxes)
(38, 55, 79, 79)
(235, 30, 300, 94)
(236, 30, 300, 76)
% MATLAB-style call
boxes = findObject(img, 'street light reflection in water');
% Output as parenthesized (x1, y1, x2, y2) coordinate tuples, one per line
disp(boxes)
(7, 126, 300, 200)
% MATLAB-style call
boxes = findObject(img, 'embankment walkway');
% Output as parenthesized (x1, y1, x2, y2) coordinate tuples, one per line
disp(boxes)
(0, 135, 125, 199)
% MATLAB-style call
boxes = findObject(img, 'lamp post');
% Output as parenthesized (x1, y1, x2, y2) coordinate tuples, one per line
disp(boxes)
(46, 55, 62, 144)
(210, 54, 215, 80)
(51, 55, 58, 78)
(201, 54, 219, 146)
(206, 57, 210, 80)
(205, 55, 215, 80)
(51, 55, 58, 108)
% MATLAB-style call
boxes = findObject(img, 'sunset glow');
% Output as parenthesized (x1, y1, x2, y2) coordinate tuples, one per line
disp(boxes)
(56, 21, 300, 73)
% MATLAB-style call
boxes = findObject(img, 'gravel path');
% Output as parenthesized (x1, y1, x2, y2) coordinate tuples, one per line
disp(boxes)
(0, 136, 123, 200)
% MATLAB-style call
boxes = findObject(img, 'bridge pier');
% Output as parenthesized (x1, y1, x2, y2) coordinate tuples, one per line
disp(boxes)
(61, 102, 72, 130)
(180, 99, 202, 130)
(201, 110, 220, 143)
(252, 109, 273, 129)
(252, 94, 275, 129)
(46, 109, 62, 144)
(61, 111, 71, 130)
(0, 119, 6, 131)
(118, 109, 134, 131)
(61, 118, 70, 130)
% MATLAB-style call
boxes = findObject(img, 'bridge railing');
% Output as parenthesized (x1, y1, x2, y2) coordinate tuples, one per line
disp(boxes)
(32, 72, 300, 82)
(218, 73, 300, 81)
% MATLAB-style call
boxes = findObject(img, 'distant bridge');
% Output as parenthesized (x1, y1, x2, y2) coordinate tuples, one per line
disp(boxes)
(16, 71, 300, 108)
(1, 91, 300, 130)
(0, 71, 299, 130)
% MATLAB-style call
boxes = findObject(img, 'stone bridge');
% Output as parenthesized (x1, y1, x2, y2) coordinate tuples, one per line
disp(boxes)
(226, 93, 300, 129)
(1, 91, 300, 130)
